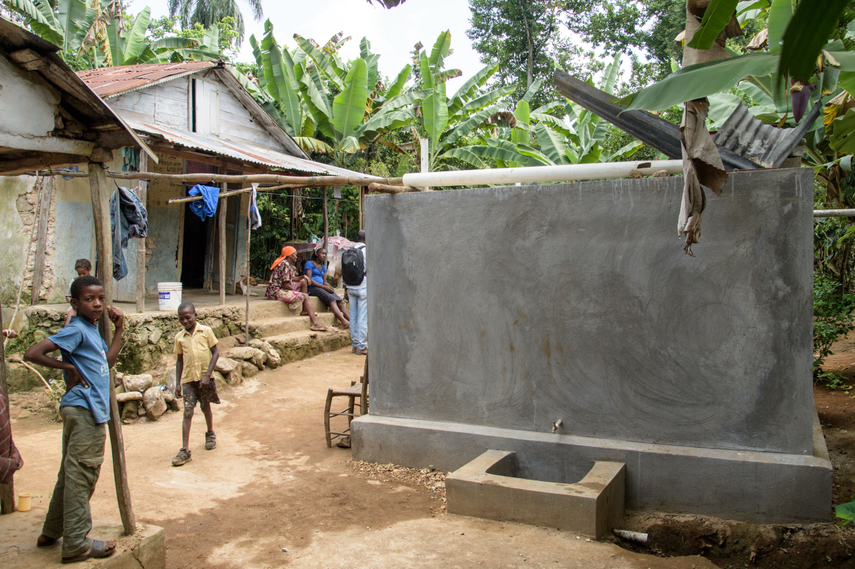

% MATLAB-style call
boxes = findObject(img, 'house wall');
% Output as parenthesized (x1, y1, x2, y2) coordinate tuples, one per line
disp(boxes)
(108, 74, 285, 151)
(144, 154, 184, 292)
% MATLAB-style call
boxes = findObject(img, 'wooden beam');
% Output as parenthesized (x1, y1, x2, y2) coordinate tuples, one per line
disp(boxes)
(89, 160, 136, 536)
(0, 132, 95, 156)
(8, 48, 48, 71)
(30, 176, 54, 304)
(135, 153, 148, 314)
(244, 207, 251, 347)
(0, 298, 13, 515)
(0, 153, 88, 176)
(30, 169, 393, 187)
(368, 183, 422, 194)
(219, 162, 228, 306)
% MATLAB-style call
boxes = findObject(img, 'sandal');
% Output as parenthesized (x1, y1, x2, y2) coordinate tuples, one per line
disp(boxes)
(37, 534, 59, 547)
(171, 448, 192, 466)
(205, 431, 217, 450)
(62, 539, 116, 563)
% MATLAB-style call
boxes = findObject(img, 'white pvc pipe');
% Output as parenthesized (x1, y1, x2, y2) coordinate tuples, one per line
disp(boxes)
(814, 209, 855, 218)
(402, 160, 684, 188)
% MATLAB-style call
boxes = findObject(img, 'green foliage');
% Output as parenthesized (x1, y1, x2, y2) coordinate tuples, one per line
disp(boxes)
(148, 16, 240, 61)
(836, 497, 855, 525)
(167, 0, 262, 44)
(466, 0, 567, 106)
(814, 272, 855, 383)
(45, 379, 66, 421)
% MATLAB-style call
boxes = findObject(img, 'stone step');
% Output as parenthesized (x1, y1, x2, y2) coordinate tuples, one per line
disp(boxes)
(253, 312, 340, 338)
(263, 328, 352, 365)
(247, 289, 346, 320)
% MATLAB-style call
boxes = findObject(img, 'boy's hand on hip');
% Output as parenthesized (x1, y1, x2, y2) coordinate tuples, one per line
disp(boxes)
(66, 367, 88, 390)
(107, 306, 124, 328)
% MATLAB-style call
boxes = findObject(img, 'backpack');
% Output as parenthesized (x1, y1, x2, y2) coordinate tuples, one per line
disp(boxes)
(341, 244, 366, 287)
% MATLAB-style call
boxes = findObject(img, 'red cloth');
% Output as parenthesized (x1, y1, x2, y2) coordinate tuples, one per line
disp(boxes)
(0, 391, 19, 485)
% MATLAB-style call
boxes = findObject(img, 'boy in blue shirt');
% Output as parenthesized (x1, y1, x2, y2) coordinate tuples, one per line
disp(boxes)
(24, 275, 124, 563)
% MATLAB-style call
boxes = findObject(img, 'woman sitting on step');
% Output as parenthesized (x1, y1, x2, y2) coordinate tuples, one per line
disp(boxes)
(304, 247, 349, 329)
(266, 246, 329, 332)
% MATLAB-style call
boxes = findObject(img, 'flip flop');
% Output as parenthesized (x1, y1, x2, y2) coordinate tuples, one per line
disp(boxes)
(37, 535, 59, 547)
(62, 540, 116, 564)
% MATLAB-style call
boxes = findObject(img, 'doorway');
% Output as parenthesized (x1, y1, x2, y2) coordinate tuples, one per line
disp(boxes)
(180, 160, 216, 289)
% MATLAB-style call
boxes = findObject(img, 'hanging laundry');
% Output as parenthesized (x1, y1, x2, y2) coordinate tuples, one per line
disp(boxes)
(121, 147, 140, 171)
(110, 186, 149, 280)
(188, 184, 220, 220)
(249, 183, 262, 230)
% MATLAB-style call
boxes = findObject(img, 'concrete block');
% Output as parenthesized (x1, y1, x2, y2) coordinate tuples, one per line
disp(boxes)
(447, 450, 625, 538)
(0, 509, 166, 569)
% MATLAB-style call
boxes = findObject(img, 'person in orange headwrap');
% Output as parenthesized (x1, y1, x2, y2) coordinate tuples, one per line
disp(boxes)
(266, 246, 328, 331)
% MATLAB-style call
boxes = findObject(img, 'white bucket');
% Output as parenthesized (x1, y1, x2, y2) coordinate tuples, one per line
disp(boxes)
(157, 282, 183, 312)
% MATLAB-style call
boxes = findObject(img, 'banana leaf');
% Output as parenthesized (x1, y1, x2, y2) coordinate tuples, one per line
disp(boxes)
(617, 53, 778, 111)
(439, 147, 486, 168)
(442, 105, 502, 148)
(423, 81, 448, 154)
(687, 0, 740, 50)
(122, 7, 151, 63)
(294, 33, 344, 90)
(332, 58, 369, 140)
(429, 30, 452, 68)
(449, 63, 499, 114)
(386, 64, 412, 100)
(534, 122, 569, 165)
(456, 85, 517, 116)
(766, 0, 793, 54)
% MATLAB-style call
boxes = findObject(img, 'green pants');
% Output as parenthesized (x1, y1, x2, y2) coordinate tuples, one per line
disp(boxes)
(42, 405, 106, 558)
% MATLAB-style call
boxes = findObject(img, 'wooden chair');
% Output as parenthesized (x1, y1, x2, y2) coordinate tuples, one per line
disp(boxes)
(324, 357, 369, 448)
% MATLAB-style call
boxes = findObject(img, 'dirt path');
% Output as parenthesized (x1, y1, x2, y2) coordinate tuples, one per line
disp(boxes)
(7, 348, 716, 569)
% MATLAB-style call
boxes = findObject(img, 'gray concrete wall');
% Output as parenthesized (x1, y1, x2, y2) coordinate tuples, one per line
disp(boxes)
(365, 168, 815, 455)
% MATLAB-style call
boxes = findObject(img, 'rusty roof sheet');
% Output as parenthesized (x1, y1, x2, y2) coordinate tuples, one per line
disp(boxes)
(128, 120, 378, 178)
(77, 62, 216, 98)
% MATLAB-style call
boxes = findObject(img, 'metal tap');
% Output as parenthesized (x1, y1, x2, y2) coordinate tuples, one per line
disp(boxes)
(551, 419, 563, 433)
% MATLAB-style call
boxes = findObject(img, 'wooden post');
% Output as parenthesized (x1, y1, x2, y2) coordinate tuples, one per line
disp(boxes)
(30, 176, 53, 305)
(359, 187, 365, 231)
(323, 187, 329, 251)
(135, 153, 148, 314)
(219, 162, 228, 306)
(0, 298, 14, 514)
(89, 159, 136, 535)
(244, 206, 250, 347)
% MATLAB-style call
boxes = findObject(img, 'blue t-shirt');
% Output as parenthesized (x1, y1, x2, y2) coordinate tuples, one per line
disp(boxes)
(304, 260, 326, 285)
(49, 316, 111, 424)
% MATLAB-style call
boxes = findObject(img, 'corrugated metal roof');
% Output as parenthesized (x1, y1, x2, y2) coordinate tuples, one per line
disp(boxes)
(128, 120, 378, 179)
(713, 102, 821, 169)
(77, 62, 216, 98)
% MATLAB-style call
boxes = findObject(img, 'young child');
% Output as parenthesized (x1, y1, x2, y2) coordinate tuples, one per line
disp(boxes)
(172, 301, 220, 467)
(24, 275, 123, 563)
(65, 259, 92, 326)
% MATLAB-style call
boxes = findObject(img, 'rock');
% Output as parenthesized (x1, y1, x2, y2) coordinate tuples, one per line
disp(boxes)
(249, 339, 273, 352)
(224, 347, 267, 369)
(265, 348, 281, 369)
(142, 386, 167, 420)
(167, 398, 183, 412)
(137, 405, 147, 416)
(163, 390, 174, 403)
(240, 361, 259, 378)
(121, 400, 139, 423)
(123, 374, 154, 393)
(164, 366, 177, 395)
(226, 364, 243, 386)
(215, 357, 237, 375)
(653, 169, 670, 178)
(213, 371, 228, 392)
(149, 328, 162, 344)
(116, 391, 143, 402)
(628, 169, 643, 179)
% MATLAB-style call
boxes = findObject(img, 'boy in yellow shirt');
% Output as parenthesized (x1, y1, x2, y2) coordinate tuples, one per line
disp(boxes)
(172, 302, 219, 466)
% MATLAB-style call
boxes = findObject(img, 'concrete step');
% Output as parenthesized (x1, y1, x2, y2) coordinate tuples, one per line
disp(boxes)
(253, 312, 340, 338)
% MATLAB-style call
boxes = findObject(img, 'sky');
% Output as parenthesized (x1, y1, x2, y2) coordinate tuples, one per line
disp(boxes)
(141, 0, 485, 83)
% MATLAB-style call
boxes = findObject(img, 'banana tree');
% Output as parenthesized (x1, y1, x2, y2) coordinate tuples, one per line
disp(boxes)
(250, 21, 425, 164)
(444, 56, 641, 169)
(413, 30, 518, 171)
(107, 7, 206, 66)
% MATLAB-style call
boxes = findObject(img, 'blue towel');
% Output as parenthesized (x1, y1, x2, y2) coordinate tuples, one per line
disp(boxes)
(188, 184, 220, 220)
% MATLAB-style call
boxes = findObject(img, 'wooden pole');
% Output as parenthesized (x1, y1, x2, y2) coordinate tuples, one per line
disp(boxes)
(0, 298, 14, 514)
(359, 187, 366, 231)
(244, 205, 250, 347)
(323, 187, 329, 251)
(367, 183, 422, 194)
(89, 159, 135, 535)
(135, 154, 148, 314)
(219, 162, 227, 306)
(30, 176, 53, 305)
(31, 169, 394, 187)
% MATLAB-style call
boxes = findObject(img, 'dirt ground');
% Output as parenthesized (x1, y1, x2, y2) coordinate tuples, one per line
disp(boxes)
(3, 344, 855, 568)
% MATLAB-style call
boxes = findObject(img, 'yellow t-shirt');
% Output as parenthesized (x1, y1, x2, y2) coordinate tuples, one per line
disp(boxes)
(173, 323, 218, 384)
